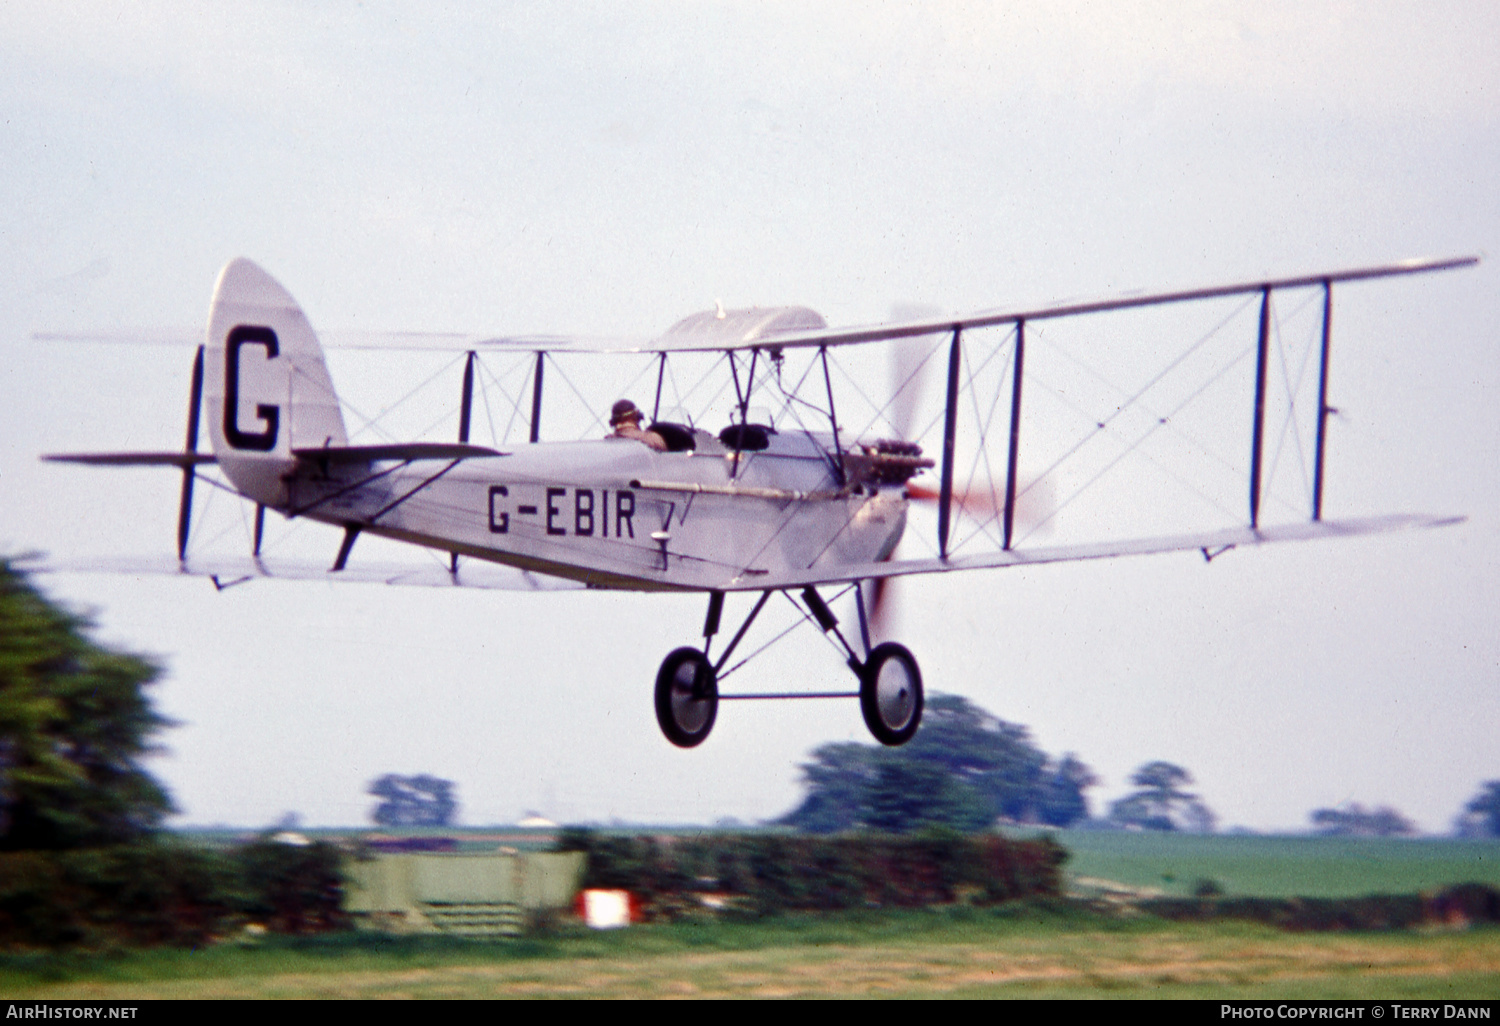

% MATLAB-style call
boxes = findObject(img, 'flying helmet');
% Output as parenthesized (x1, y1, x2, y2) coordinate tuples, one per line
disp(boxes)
(610, 399, 644, 427)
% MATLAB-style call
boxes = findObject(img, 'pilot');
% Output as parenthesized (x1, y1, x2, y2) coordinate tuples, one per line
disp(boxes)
(607, 399, 668, 451)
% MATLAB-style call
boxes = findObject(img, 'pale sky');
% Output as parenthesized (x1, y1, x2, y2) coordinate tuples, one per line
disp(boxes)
(1, 2, 1496, 832)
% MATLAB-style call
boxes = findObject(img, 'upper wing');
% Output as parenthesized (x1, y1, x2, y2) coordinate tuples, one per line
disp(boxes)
(734, 513, 1463, 592)
(645, 255, 1480, 354)
(43, 443, 505, 467)
(32, 325, 660, 354)
(380, 254, 1483, 354)
(37, 255, 1478, 356)
(30, 326, 657, 353)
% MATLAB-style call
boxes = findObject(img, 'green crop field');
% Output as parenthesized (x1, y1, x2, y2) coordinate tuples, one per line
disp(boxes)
(1036, 830, 1500, 898)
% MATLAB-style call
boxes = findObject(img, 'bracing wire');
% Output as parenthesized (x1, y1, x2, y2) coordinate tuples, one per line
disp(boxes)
(340, 352, 468, 443)
(1013, 339, 1259, 546)
(1264, 292, 1324, 515)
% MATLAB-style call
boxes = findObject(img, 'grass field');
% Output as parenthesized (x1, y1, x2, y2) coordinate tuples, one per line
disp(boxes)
(4, 833, 1495, 998)
(1037, 830, 1500, 899)
(1, 907, 1496, 999)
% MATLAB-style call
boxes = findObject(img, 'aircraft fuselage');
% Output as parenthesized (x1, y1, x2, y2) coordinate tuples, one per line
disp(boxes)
(286, 428, 908, 591)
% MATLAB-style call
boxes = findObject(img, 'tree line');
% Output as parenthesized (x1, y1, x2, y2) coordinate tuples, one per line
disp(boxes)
(775, 689, 1499, 838)
(777, 693, 1225, 834)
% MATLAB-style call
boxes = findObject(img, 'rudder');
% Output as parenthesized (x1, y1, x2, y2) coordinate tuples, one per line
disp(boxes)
(204, 259, 348, 507)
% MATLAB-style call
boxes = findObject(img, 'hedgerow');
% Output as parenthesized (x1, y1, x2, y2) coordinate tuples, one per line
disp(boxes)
(0, 840, 346, 949)
(557, 830, 1067, 920)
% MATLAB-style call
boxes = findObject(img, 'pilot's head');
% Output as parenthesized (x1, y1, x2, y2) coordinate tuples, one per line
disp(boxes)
(610, 399, 643, 428)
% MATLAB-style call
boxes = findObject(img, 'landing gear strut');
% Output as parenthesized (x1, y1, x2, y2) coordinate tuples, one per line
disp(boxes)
(651, 586, 924, 749)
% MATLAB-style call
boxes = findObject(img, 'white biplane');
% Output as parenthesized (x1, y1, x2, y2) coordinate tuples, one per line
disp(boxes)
(42, 255, 1476, 748)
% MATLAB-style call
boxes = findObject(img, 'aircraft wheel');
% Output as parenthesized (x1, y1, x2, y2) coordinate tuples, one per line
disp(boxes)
(655, 647, 718, 748)
(860, 642, 923, 746)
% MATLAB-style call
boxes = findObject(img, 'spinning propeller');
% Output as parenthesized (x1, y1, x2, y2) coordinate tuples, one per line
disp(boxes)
(864, 308, 1053, 639)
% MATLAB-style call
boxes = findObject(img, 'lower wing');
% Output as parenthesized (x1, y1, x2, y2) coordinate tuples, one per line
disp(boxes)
(22, 553, 587, 592)
(21, 513, 1460, 594)
(749, 512, 1463, 592)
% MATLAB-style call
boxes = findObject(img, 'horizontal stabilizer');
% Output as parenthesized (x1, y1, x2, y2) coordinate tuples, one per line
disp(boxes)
(291, 442, 506, 463)
(43, 451, 216, 468)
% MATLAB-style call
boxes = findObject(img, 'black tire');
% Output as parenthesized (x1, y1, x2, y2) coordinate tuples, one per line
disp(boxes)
(859, 642, 923, 746)
(654, 647, 718, 748)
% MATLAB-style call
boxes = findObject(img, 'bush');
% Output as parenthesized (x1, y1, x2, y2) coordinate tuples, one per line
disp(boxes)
(1140, 884, 1500, 932)
(0, 844, 238, 948)
(232, 840, 348, 935)
(0, 839, 349, 949)
(563, 831, 1067, 920)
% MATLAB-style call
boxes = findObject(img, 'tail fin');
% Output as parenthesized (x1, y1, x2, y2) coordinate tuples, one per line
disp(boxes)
(204, 259, 347, 507)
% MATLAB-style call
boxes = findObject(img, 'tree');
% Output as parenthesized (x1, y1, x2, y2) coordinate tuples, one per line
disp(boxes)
(1309, 803, 1416, 837)
(902, 695, 1051, 823)
(1457, 781, 1500, 838)
(778, 694, 1097, 833)
(1109, 761, 1216, 833)
(0, 560, 173, 850)
(1036, 754, 1100, 828)
(368, 774, 457, 827)
(860, 758, 993, 834)
(776, 742, 876, 834)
